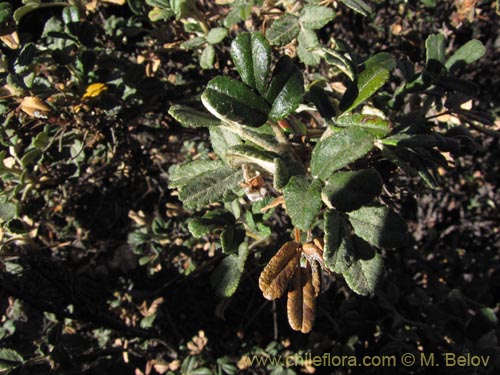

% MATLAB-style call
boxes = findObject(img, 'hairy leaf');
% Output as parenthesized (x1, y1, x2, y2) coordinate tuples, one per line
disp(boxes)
(323, 169, 382, 212)
(210, 242, 249, 297)
(187, 209, 235, 237)
(299, 5, 335, 30)
(178, 167, 243, 209)
(425, 33, 446, 64)
(266, 14, 299, 45)
(230, 32, 271, 94)
(168, 105, 220, 128)
(339, 53, 395, 113)
(265, 57, 304, 120)
(445, 40, 485, 70)
(209, 127, 242, 163)
(169, 160, 226, 189)
(310, 128, 375, 181)
(283, 176, 323, 231)
(200, 44, 215, 69)
(259, 241, 301, 300)
(287, 263, 316, 333)
(202, 76, 270, 127)
(348, 205, 410, 248)
(206, 27, 227, 44)
(336, 113, 391, 138)
(225, 144, 279, 174)
(339, 0, 372, 16)
(320, 48, 356, 81)
(297, 29, 321, 66)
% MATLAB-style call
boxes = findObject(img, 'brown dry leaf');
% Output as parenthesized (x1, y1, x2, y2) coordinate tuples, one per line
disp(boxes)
(259, 241, 301, 300)
(451, 0, 478, 26)
(311, 266, 321, 297)
(0, 31, 20, 50)
(187, 330, 208, 355)
(19, 96, 50, 118)
(287, 263, 316, 333)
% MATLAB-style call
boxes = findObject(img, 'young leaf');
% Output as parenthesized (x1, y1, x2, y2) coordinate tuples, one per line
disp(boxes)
(338, 0, 372, 16)
(201, 76, 270, 127)
(169, 160, 226, 189)
(168, 105, 221, 128)
(347, 205, 410, 248)
(310, 127, 375, 181)
(339, 53, 395, 113)
(0, 200, 17, 222)
(181, 36, 207, 50)
(266, 14, 300, 45)
(206, 27, 227, 44)
(259, 241, 301, 300)
(265, 57, 304, 121)
(283, 176, 323, 231)
(322, 169, 382, 212)
(299, 5, 335, 30)
(178, 167, 244, 209)
(210, 242, 249, 297)
(287, 263, 316, 333)
(200, 44, 215, 69)
(425, 33, 446, 64)
(230, 32, 271, 95)
(336, 113, 391, 138)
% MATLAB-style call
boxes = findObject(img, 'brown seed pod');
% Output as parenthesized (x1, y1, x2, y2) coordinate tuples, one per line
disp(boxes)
(287, 262, 316, 333)
(259, 241, 301, 300)
(311, 266, 321, 297)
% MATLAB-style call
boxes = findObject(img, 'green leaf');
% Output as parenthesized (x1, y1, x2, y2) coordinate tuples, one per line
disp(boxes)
(0, 200, 17, 222)
(338, 0, 372, 16)
(230, 32, 271, 95)
(339, 53, 395, 113)
(225, 144, 279, 174)
(266, 14, 300, 45)
(445, 40, 486, 70)
(297, 29, 321, 66)
(148, 7, 174, 22)
(181, 36, 206, 49)
(207, 27, 227, 44)
(363, 52, 396, 71)
(336, 113, 391, 138)
(168, 105, 220, 128)
(21, 148, 42, 168)
(265, 57, 304, 120)
(306, 84, 337, 119)
(221, 225, 245, 254)
(299, 5, 335, 29)
(200, 44, 215, 69)
(201, 76, 270, 127)
(347, 205, 409, 248)
(188, 209, 236, 237)
(209, 126, 243, 162)
(342, 237, 384, 296)
(210, 242, 249, 297)
(0, 348, 24, 371)
(62, 6, 80, 25)
(319, 48, 356, 81)
(323, 169, 382, 212)
(127, 0, 145, 15)
(283, 176, 323, 231)
(323, 209, 344, 272)
(169, 159, 226, 189)
(0, 3, 12, 25)
(13, 3, 40, 23)
(310, 127, 375, 181)
(425, 33, 446, 64)
(179, 167, 243, 209)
